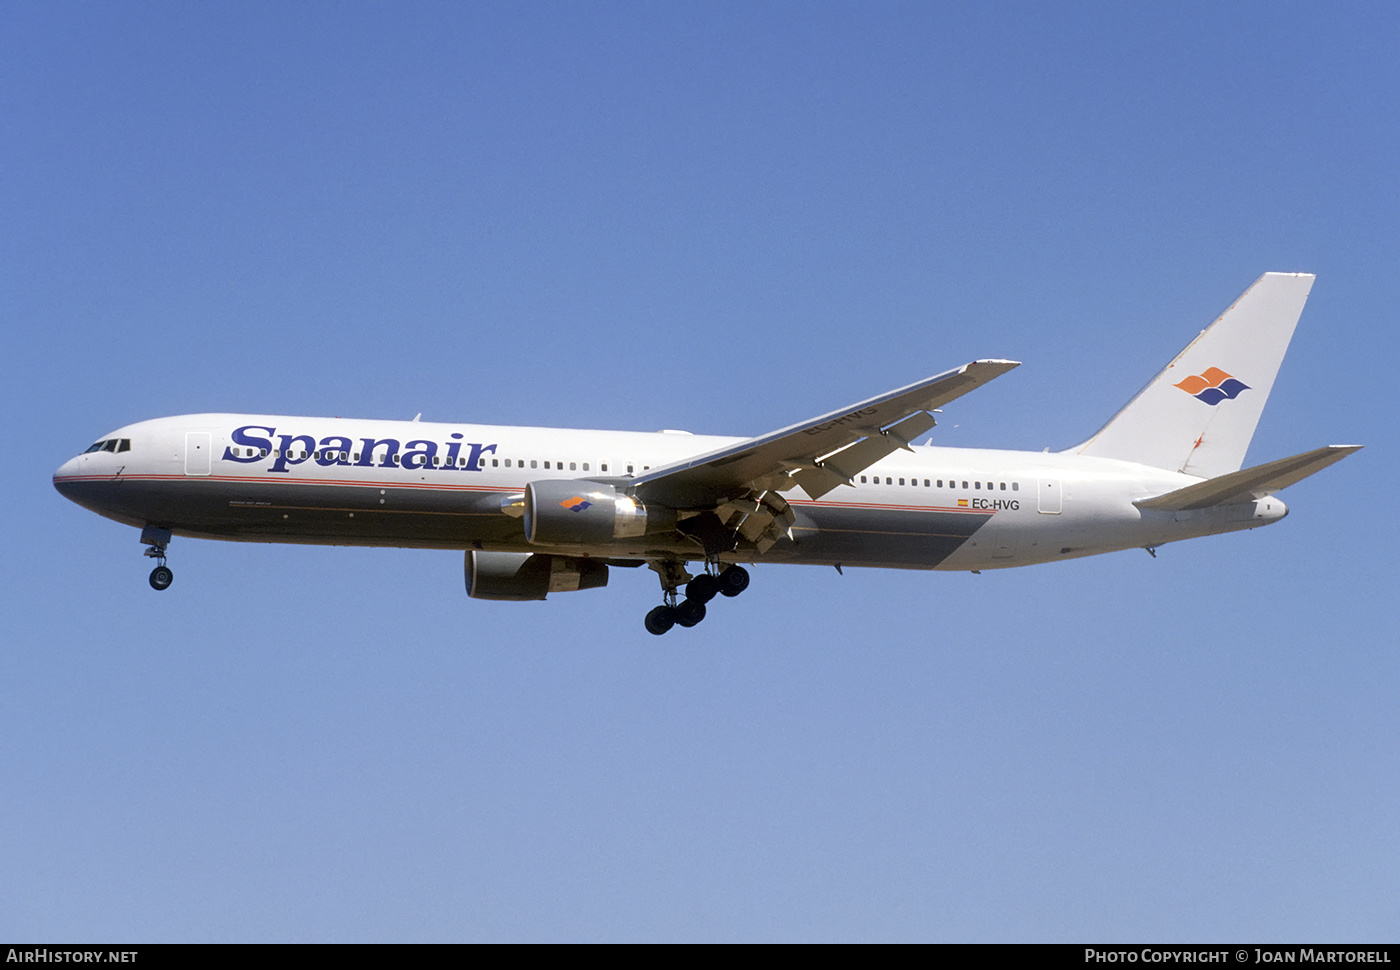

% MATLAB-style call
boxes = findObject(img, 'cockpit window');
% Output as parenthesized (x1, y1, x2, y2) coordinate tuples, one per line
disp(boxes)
(82, 438, 132, 454)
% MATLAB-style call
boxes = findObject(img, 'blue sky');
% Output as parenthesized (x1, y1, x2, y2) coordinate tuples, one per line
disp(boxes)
(4, 1, 1396, 942)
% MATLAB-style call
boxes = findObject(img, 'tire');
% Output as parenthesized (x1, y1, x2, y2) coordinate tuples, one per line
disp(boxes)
(718, 565, 749, 597)
(149, 565, 174, 591)
(675, 599, 706, 628)
(644, 606, 676, 635)
(685, 574, 720, 603)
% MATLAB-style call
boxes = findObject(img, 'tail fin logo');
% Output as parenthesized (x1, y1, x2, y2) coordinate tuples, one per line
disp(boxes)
(1174, 366, 1250, 406)
(560, 496, 592, 512)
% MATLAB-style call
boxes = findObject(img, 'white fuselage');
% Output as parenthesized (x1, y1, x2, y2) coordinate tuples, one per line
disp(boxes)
(53, 413, 1288, 572)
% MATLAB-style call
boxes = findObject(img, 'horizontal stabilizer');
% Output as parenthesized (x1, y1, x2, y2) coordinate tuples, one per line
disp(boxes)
(1134, 445, 1362, 511)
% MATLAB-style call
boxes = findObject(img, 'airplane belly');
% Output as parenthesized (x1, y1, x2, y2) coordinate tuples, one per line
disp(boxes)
(785, 504, 992, 568)
(62, 475, 526, 550)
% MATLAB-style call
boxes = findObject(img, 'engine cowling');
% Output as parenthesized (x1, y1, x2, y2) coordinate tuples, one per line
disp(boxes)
(524, 480, 676, 546)
(464, 550, 608, 601)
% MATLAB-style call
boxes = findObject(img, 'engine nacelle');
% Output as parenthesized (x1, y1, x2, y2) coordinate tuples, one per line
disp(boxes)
(524, 480, 676, 546)
(465, 550, 609, 601)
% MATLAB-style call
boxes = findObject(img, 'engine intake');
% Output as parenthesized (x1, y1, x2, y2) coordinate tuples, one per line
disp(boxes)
(465, 550, 608, 600)
(524, 480, 676, 546)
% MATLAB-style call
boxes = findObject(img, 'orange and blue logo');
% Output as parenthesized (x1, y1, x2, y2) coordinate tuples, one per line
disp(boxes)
(559, 495, 592, 512)
(1174, 367, 1249, 406)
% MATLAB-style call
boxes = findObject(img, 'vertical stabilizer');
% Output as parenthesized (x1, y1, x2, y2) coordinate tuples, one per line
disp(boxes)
(1067, 272, 1314, 478)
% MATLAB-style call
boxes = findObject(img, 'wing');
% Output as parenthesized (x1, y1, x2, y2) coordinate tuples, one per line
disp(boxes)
(632, 359, 1019, 515)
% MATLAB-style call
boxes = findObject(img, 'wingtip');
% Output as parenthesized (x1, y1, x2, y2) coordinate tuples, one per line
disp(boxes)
(965, 359, 1021, 373)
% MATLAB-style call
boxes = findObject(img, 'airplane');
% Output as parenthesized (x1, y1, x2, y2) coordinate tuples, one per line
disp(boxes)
(53, 272, 1360, 634)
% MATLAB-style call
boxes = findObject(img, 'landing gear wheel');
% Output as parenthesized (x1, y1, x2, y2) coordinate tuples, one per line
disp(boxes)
(718, 565, 749, 597)
(675, 599, 706, 628)
(149, 565, 174, 591)
(685, 574, 720, 604)
(645, 605, 676, 636)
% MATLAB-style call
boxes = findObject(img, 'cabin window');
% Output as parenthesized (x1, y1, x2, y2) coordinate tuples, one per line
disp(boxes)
(923, 479, 929, 487)
(491, 459, 499, 467)
(975, 481, 981, 489)
(999, 482, 1006, 490)
(1012, 482, 1019, 491)
(885, 477, 892, 485)
(531, 460, 537, 469)
(570, 462, 577, 471)
(962, 481, 969, 489)
(986, 482, 993, 490)
(899, 478, 905, 486)
(601, 463, 608, 472)
(582, 463, 589, 471)
(860, 475, 867, 483)
(626, 464, 634, 474)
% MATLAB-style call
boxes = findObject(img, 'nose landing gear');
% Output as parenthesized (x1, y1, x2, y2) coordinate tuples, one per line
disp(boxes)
(148, 563, 173, 590)
(141, 525, 173, 591)
(644, 561, 749, 635)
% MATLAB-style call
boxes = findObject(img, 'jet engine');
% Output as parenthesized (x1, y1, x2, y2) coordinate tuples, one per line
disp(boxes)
(523, 480, 676, 546)
(465, 550, 608, 601)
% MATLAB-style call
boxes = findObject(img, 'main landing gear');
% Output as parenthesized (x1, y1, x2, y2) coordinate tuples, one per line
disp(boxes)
(142, 525, 173, 591)
(644, 561, 750, 635)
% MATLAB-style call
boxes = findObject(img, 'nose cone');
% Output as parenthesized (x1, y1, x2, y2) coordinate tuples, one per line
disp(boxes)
(53, 454, 122, 519)
(53, 456, 84, 501)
